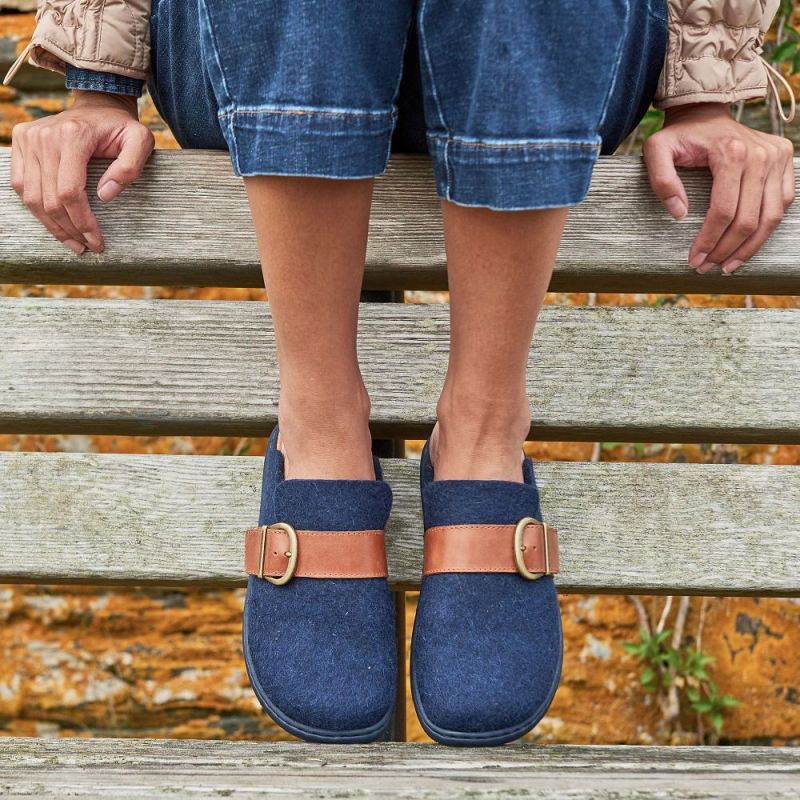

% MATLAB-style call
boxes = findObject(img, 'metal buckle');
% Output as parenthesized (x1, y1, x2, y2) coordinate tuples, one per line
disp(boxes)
(513, 516, 550, 580)
(258, 523, 299, 586)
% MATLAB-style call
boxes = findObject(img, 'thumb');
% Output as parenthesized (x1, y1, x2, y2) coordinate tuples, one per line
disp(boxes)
(642, 132, 689, 219)
(97, 123, 154, 202)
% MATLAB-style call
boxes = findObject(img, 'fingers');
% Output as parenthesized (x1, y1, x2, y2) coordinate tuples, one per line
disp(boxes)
(687, 138, 748, 271)
(716, 167, 782, 273)
(10, 97, 149, 254)
(17, 132, 87, 255)
(781, 139, 796, 210)
(643, 132, 689, 219)
(718, 140, 795, 273)
(97, 123, 154, 202)
(57, 130, 105, 252)
(11, 119, 101, 254)
(39, 130, 97, 250)
(695, 141, 769, 273)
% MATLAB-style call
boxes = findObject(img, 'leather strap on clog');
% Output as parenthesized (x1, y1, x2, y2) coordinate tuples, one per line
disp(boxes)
(423, 517, 559, 580)
(244, 524, 388, 585)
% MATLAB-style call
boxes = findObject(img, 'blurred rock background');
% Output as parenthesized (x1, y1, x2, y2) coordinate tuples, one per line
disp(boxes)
(1, 1, 798, 745)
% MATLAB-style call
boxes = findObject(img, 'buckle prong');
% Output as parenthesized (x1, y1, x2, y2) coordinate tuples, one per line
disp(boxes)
(258, 523, 299, 585)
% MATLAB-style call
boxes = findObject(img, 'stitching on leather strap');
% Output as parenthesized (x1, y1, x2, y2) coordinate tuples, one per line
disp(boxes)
(423, 522, 560, 579)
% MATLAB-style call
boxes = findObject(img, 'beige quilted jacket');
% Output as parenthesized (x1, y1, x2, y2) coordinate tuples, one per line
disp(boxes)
(3, 0, 796, 121)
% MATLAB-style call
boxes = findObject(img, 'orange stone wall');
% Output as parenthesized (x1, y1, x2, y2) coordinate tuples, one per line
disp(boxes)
(1, 6, 798, 746)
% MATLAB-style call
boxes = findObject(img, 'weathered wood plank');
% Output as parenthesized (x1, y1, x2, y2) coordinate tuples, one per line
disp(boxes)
(2, 150, 800, 294)
(1, 298, 798, 443)
(2, 738, 798, 799)
(1, 452, 797, 594)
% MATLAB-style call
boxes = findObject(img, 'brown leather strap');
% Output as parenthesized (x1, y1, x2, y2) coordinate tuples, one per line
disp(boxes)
(423, 520, 559, 579)
(244, 524, 387, 582)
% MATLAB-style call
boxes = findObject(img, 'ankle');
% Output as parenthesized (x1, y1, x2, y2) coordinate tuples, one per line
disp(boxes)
(432, 392, 530, 481)
(277, 385, 374, 479)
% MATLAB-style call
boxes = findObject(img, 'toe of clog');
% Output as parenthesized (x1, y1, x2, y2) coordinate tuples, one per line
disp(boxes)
(244, 576, 396, 741)
(411, 572, 562, 745)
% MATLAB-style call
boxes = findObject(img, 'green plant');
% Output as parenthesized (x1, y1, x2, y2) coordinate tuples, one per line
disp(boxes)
(770, 2, 800, 76)
(636, 108, 665, 141)
(624, 628, 739, 736)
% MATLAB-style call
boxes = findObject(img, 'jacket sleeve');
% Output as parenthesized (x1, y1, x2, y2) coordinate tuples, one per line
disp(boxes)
(3, 0, 151, 87)
(654, 0, 781, 109)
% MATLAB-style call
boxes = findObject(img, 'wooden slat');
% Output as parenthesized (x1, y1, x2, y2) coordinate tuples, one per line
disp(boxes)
(1, 298, 799, 443)
(1, 452, 797, 595)
(2, 738, 798, 799)
(2, 149, 800, 294)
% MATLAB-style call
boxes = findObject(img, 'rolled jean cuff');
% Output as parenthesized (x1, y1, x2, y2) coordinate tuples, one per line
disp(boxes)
(65, 66, 144, 97)
(426, 134, 602, 211)
(217, 106, 397, 178)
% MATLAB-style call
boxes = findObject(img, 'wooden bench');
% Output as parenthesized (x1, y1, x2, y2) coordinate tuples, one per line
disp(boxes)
(1, 149, 798, 798)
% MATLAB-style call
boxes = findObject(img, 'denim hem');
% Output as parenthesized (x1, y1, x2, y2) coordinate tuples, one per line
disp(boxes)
(426, 134, 602, 211)
(64, 66, 144, 97)
(217, 106, 397, 178)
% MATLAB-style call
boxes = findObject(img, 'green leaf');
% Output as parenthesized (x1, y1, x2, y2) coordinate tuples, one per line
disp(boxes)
(692, 700, 713, 713)
(640, 666, 655, 686)
(711, 712, 724, 733)
(622, 642, 641, 654)
(666, 650, 680, 669)
(771, 40, 797, 63)
(686, 687, 701, 703)
(792, 51, 800, 75)
(721, 695, 740, 708)
(785, 23, 800, 40)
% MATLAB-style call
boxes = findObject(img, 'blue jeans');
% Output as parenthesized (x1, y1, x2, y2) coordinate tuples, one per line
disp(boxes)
(67, 0, 667, 210)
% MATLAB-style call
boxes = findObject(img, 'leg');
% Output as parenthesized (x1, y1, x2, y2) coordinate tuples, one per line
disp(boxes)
(194, 0, 417, 478)
(410, 1, 666, 749)
(417, 0, 667, 479)
(244, 176, 375, 479)
(431, 203, 569, 481)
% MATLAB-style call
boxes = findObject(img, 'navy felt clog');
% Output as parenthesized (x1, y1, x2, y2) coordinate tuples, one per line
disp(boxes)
(410, 437, 563, 746)
(242, 425, 397, 743)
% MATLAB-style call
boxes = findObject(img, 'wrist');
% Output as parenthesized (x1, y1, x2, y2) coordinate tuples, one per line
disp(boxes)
(664, 102, 733, 123)
(71, 89, 139, 117)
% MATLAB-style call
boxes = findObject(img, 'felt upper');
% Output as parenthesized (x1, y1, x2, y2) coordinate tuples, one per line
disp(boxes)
(411, 439, 563, 739)
(243, 426, 396, 736)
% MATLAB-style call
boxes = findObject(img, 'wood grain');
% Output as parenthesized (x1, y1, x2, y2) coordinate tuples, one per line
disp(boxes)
(1, 298, 798, 442)
(1, 451, 797, 594)
(2, 150, 800, 294)
(2, 737, 798, 799)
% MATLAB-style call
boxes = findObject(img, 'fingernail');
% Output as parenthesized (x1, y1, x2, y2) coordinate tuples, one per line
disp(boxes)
(97, 180, 122, 202)
(665, 196, 687, 219)
(696, 262, 717, 275)
(689, 252, 708, 269)
(83, 231, 104, 253)
(63, 239, 86, 255)
(721, 259, 744, 274)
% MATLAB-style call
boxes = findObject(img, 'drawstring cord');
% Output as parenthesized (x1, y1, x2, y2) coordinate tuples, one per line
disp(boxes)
(2, 40, 34, 86)
(758, 53, 796, 124)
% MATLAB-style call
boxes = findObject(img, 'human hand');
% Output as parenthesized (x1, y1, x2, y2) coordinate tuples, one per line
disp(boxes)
(642, 102, 795, 274)
(10, 90, 155, 254)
